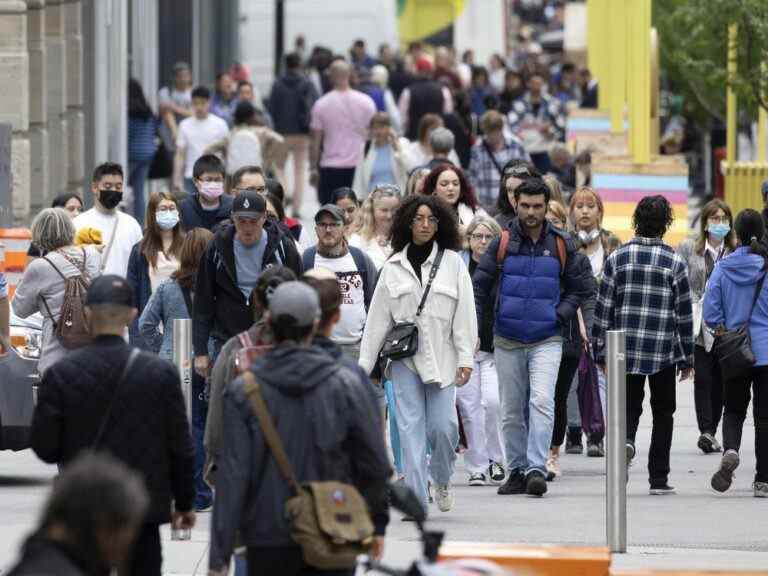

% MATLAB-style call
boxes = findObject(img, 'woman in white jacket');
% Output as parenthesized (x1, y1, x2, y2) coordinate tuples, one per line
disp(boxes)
(359, 195, 477, 514)
(422, 164, 485, 242)
(352, 112, 409, 200)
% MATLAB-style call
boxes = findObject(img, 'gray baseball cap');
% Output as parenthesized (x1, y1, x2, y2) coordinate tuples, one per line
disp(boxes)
(314, 204, 346, 224)
(268, 281, 320, 328)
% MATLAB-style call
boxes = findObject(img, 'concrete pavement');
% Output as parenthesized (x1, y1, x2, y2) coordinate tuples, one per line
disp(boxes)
(1, 378, 767, 574)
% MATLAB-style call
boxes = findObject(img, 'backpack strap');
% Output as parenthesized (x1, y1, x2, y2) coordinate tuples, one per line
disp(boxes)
(238, 330, 254, 349)
(302, 246, 317, 272)
(496, 230, 510, 266)
(241, 371, 301, 496)
(349, 247, 370, 310)
(555, 235, 567, 276)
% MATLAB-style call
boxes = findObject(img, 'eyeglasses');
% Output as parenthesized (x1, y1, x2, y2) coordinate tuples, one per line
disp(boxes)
(316, 222, 343, 230)
(236, 186, 267, 194)
(470, 233, 495, 242)
(412, 216, 439, 227)
(156, 206, 178, 213)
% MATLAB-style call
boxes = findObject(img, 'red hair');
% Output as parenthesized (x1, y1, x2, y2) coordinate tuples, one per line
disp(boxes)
(423, 164, 478, 210)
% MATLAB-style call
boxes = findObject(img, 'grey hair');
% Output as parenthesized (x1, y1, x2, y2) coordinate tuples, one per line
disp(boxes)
(31, 207, 76, 253)
(371, 64, 389, 88)
(466, 214, 502, 239)
(429, 127, 455, 155)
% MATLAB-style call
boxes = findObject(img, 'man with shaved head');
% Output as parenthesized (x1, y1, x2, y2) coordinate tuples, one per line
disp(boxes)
(309, 58, 376, 205)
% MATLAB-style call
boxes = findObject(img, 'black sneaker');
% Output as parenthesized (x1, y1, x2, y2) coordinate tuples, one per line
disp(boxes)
(525, 471, 548, 497)
(711, 449, 739, 493)
(649, 483, 676, 495)
(587, 442, 605, 457)
(565, 431, 584, 455)
(497, 470, 526, 495)
(488, 461, 506, 485)
(698, 433, 721, 454)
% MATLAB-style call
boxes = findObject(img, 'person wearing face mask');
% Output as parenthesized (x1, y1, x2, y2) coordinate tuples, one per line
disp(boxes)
(74, 163, 143, 278)
(677, 199, 736, 454)
(126, 192, 184, 349)
(192, 190, 302, 381)
(178, 155, 234, 232)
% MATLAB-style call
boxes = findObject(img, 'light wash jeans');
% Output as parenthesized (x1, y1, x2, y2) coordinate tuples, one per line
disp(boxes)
(495, 341, 562, 476)
(456, 352, 504, 474)
(384, 380, 403, 475)
(390, 361, 458, 509)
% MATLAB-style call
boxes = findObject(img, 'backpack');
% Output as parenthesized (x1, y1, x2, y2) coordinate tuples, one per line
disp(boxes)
(227, 129, 263, 174)
(496, 229, 567, 273)
(41, 249, 92, 349)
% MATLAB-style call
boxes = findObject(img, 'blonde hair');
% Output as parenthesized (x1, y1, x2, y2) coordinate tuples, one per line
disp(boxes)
(359, 185, 401, 242)
(32, 208, 76, 253)
(547, 200, 568, 229)
(543, 175, 564, 205)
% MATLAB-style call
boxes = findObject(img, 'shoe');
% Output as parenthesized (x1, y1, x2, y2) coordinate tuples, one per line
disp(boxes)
(626, 442, 636, 466)
(711, 449, 740, 493)
(525, 471, 548, 497)
(698, 432, 721, 454)
(565, 433, 584, 455)
(587, 442, 605, 457)
(649, 484, 676, 495)
(435, 484, 454, 512)
(195, 502, 213, 513)
(753, 481, 768, 498)
(402, 515, 418, 522)
(488, 461, 506, 485)
(545, 451, 561, 481)
(497, 470, 526, 495)
(468, 473, 487, 487)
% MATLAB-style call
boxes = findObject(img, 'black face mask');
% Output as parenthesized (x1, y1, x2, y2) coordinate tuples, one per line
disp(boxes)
(99, 189, 123, 210)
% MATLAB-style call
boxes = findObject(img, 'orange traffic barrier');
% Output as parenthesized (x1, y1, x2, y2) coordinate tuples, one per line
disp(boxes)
(438, 543, 611, 576)
(0, 228, 32, 299)
(612, 572, 768, 576)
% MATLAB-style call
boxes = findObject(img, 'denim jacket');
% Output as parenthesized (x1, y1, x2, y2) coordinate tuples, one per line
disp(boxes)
(138, 279, 190, 360)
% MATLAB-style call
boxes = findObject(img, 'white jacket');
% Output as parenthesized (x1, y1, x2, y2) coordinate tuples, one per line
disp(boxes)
(359, 243, 477, 387)
(352, 138, 410, 200)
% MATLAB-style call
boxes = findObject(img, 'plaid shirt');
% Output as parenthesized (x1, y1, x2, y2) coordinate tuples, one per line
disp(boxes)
(468, 135, 529, 209)
(593, 237, 694, 375)
(0, 271, 6, 298)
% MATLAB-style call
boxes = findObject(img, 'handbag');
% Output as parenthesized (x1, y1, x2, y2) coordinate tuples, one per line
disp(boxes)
(575, 309, 604, 437)
(712, 274, 766, 380)
(241, 372, 374, 570)
(379, 249, 444, 361)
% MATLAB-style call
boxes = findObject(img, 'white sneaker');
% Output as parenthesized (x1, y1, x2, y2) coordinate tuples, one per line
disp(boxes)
(546, 451, 561, 481)
(435, 484, 454, 512)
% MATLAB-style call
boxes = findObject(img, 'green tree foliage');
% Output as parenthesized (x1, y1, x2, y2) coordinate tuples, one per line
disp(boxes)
(654, 0, 768, 124)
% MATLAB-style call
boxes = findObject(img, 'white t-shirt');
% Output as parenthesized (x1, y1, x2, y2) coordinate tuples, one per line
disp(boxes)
(176, 114, 229, 178)
(74, 208, 143, 278)
(149, 251, 180, 293)
(351, 234, 392, 271)
(587, 241, 605, 278)
(315, 252, 367, 344)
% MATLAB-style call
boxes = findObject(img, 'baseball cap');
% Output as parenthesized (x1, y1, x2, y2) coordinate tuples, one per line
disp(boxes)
(268, 281, 320, 328)
(86, 275, 135, 307)
(173, 61, 191, 73)
(314, 204, 346, 224)
(232, 190, 267, 219)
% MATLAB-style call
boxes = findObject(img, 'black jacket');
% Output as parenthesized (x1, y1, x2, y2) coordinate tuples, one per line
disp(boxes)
(193, 221, 302, 355)
(561, 252, 598, 359)
(267, 71, 318, 135)
(30, 336, 195, 524)
(126, 242, 152, 350)
(209, 344, 391, 569)
(406, 79, 445, 141)
(179, 194, 233, 232)
(7, 536, 93, 576)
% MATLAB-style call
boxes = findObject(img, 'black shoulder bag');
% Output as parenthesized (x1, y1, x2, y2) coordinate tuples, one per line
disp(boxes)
(379, 249, 444, 361)
(92, 349, 141, 449)
(712, 274, 766, 380)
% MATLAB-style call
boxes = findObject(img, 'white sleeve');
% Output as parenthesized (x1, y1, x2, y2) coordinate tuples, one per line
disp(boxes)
(358, 265, 394, 375)
(451, 259, 478, 368)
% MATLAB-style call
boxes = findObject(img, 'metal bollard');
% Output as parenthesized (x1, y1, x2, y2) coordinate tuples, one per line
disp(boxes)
(172, 318, 194, 427)
(606, 330, 627, 553)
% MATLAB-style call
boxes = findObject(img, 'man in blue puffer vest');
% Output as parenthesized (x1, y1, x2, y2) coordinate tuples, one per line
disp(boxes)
(473, 179, 591, 497)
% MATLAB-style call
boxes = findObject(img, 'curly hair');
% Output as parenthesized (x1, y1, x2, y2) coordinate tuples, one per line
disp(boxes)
(390, 195, 462, 254)
(632, 195, 674, 239)
(422, 164, 478, 210)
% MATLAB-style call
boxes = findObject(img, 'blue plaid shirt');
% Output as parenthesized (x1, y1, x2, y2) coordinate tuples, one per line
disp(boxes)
(468, 135, 529, 210)
(593, 237, 694, 375)
(0, 271, 6, 298)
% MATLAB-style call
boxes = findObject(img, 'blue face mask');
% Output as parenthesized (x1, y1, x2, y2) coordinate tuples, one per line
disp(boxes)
(708, 222, 730, 240)
(156, 210, 180, 231)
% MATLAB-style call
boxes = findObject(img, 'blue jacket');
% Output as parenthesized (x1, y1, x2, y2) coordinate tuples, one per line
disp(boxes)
(473, 218, 590, 344)
(704, 247, 768, 366)
(138, 279, 191, 360)
(126, 242, 152, 349)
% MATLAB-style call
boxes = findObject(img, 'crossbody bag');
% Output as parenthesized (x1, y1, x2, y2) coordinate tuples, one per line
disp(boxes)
(379, 249, 444, 361)
(92, 349, 141, 449)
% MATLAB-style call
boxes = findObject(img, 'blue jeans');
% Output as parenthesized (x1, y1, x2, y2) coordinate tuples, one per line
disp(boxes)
(193, 371, 213, 508)
(384, 380, 403, 475)
(495, 341, 562, 476)
(129, 159, 152, 222)
(390, 361, 458, 509)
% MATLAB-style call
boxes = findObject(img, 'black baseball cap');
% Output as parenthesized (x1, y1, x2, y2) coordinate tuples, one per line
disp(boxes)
(314, 204, 346, 224)
(86, 275, 135, 308)
(232, 190, 267, 219)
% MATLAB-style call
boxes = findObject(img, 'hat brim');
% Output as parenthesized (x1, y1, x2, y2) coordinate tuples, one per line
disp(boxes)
(232, 211, 264, 220)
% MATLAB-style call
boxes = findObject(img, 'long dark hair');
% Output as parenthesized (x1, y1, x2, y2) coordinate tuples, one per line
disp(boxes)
(496, 159, 541, 216)
(422, 164, 478, 210)
(696, 199, 736, 255)
(734, 209, 768, 269)
(390, 195, 462, 254)
(128, 78, 153, 120)
(140, 192, 184, 268)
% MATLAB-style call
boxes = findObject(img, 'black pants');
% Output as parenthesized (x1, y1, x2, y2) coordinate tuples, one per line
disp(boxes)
(247, 547, 354, 576)
(123, 523, 161, 576)
(626, 366, 676, 486)
(693, 345, 724, 435)
(551, 356, 581, 447)
(722, 366, 768, 482)
(318, 167, 355, 205)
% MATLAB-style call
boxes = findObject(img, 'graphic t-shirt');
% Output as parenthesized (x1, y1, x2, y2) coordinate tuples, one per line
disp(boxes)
(315, 252, 366, 344)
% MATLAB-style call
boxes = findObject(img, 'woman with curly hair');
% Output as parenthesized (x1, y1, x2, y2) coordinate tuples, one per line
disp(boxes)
(422, 164, 483, 240)
(359, 195, 478, 514)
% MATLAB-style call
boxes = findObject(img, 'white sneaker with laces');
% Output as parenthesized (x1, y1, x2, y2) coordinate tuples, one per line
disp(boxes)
(435, 484, 454, 512)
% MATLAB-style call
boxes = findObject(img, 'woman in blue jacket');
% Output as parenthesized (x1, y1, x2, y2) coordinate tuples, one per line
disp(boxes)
(703, 209, 768, 498)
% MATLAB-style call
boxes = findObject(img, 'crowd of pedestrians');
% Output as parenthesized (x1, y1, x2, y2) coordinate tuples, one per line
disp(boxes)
(7, 32, 768, 576)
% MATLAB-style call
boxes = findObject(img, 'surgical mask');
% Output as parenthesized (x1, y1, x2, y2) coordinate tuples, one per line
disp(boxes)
(156, 210, 179, 231)
(199, 181, 224, 200)
(99, 189, 122, 210)
(708, 222, 730, 240)
(577, 228, 600, 245)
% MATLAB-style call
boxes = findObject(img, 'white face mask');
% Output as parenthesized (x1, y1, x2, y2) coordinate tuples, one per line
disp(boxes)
(577, 228, 600, 245)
